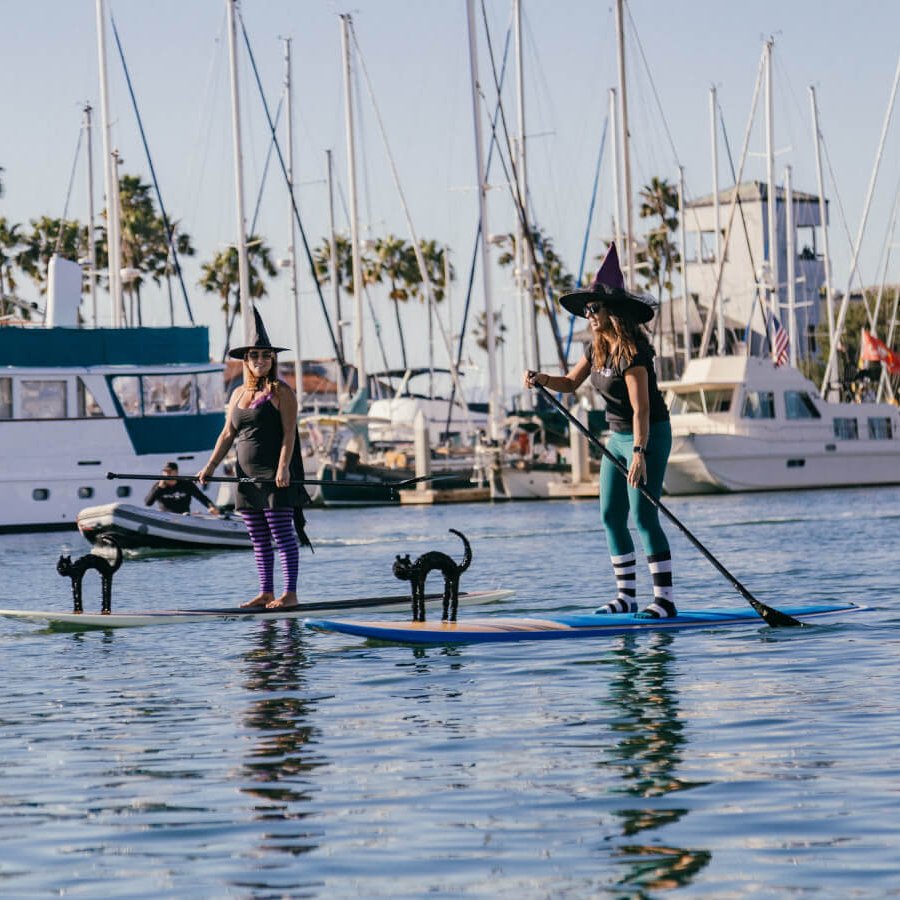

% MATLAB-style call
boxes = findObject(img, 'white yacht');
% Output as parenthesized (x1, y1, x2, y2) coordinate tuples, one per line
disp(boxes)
(0, 324, 225, 531)
(662, 355, 900, 494)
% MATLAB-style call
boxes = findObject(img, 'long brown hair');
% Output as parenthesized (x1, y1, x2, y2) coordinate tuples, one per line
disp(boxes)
(590, 314, 652, 371)
(242, 353, 280, 396)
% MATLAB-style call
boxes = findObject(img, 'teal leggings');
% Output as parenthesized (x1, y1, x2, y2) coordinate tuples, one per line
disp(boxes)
(599, 420, 672, 558)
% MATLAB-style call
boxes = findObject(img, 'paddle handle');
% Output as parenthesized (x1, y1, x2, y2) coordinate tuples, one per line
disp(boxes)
(534, 385, 800, 627)
(106, 472, 446, 489)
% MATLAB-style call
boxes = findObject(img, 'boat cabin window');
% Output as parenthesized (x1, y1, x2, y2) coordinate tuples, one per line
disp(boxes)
(197, 371, 225, 412)
(20, 380, 67, 419)
(77, 378, 106, 418)
(669, 388, 733, 415)
(0, 377, 10, 419)
(111, 376, 142, 417)
(868, 417, 893, 440)
(833, 417, 859, 440)
(784, 391, 821, 420)
(142, 373, 195, 416)
(741, 390, 775, 420)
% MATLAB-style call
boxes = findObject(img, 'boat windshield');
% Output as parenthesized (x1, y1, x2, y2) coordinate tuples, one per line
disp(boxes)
(784, 391, 821, 419)
(669, 388, 733, 415)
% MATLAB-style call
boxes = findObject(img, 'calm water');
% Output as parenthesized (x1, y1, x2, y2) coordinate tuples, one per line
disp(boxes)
(1, 488, 899, 897)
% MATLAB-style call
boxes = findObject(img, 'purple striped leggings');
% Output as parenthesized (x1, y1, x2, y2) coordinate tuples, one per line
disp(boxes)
(241, 508, 299, 594)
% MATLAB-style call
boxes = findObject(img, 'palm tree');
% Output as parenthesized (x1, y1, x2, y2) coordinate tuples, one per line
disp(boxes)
(637, 177, 681, 366)
(18, 216, 84, 299)
(372, 234, 419, 370)
(198, 236, 278, 358)
(0, 217, 27, 317)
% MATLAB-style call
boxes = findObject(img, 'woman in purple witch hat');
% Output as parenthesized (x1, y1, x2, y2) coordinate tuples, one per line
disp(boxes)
(524, 243, 676, 619)
(198, 307, 311, 610)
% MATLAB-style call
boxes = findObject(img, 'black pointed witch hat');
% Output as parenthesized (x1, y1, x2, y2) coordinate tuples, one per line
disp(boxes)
(228, 306, 289, 359)
(559, 243, 655, 323)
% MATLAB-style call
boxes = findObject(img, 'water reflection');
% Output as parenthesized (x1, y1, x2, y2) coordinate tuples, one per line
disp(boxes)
(240, 621, 325, 856)
(604, 632, 711, 891)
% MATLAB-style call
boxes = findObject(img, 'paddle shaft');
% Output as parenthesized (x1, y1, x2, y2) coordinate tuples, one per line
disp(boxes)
(106, 471, 446, 489)
(535, 384, 801, 627)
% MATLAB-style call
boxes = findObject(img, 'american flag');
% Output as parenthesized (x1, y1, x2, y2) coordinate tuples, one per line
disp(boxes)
(769, 312, 789, 367)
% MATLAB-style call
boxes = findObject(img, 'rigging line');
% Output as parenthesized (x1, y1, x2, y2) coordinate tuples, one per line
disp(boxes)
(335, 180, 392, 373)
(110, 15, 194, 324)
(444, 25, 513, 442)
(565, 115, 608, 362)
(237, 13, 345, 370)
(478, 0, 567, 373)
(348, 19, 474, 434)
(624, 1, 680, 169)
(717, 99, 771, 354)
(249, 97, 284, 234)
(56, 122, 84, 256)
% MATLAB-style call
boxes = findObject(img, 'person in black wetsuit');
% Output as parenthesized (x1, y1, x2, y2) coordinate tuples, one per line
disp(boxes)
(145, 462, 219, 515)
(198, 308, 311, 610)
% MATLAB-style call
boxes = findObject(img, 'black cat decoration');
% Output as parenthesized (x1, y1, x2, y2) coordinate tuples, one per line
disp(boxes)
(56, 536, 123, 615)
(392, 528, 472, 622)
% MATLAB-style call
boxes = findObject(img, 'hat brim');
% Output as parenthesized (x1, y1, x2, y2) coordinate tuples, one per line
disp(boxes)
(559, 287, 655, 324)
(228, 345, 289, 360)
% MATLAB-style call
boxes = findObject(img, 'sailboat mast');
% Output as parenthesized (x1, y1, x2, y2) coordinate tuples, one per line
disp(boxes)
(95, 0, 122, 326)
(808, 86, 835, 351)
(785, 165, 797, 365)
(609, 88, 623, 252)
(678, 166, 690, 371)
(710, 86, 724, 354)
(283, 37, 302, 409)
(225, 0, 252, 346)
(325, 148, 344, 396)
(340, 14, 366, 403)
(83, 102, 98, 327)
(615, 0, 635, 290)
(764, 38, 778, 323)
(514, 0, 537, 394)
(466, 0, 500, 440)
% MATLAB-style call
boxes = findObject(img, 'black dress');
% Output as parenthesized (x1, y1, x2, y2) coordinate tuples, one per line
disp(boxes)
(230, 389, 312, 544)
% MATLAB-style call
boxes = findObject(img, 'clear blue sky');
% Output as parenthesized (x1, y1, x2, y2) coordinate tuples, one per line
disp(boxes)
(3, 1, 899, 392)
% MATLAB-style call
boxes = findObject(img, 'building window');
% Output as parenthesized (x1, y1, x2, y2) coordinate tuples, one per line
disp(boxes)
(20, 380, 67, 419)
(784, 391, 821, 419)
(833, 418, 859, 440)
(868, 417, 893, 440)
(741, 391, 775, 420)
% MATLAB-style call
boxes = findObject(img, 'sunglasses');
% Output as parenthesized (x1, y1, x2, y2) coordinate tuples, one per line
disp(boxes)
(584, 301, 605, 317)
(247, 350, 274, 360)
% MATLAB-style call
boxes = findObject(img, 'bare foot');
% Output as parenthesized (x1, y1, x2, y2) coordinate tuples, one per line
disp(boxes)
(241, 592, 275, 609)
(266, 591, 298, 610)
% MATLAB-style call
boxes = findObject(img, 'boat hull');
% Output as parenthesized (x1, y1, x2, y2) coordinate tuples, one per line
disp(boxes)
(77, 502, 249, 550)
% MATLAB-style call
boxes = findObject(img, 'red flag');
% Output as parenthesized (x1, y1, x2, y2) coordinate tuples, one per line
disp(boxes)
(860, 330, 900, 376)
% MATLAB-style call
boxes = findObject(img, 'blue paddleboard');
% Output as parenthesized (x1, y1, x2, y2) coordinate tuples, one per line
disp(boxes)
(305, 603, 865, 644)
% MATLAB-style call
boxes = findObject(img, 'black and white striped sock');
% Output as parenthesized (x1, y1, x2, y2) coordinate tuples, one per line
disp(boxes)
(595, 552, 637, 614)
(640, 552, 676, 618)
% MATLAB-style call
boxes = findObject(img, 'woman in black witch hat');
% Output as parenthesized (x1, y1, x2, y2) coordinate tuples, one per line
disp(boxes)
(524, 243, 676, 618)
(198, 308, 311, 609)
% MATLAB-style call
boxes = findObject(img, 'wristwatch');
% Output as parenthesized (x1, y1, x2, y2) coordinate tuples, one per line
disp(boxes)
(633, 445, 645, 455)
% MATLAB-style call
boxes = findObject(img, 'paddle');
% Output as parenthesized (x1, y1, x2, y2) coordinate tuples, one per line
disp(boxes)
(106, 471, 456, 490)
(534, 384, 802, 627)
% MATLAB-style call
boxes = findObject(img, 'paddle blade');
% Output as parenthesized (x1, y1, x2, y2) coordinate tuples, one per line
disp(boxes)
(751, 599, 803, 628)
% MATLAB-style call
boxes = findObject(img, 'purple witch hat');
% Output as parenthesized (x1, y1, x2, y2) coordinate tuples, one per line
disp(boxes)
(559, 243, 655, 323)
(228, 306, 289, 359)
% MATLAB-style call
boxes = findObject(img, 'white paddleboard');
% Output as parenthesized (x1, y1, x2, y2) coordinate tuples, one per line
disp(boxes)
(0, 588, 513, 630)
